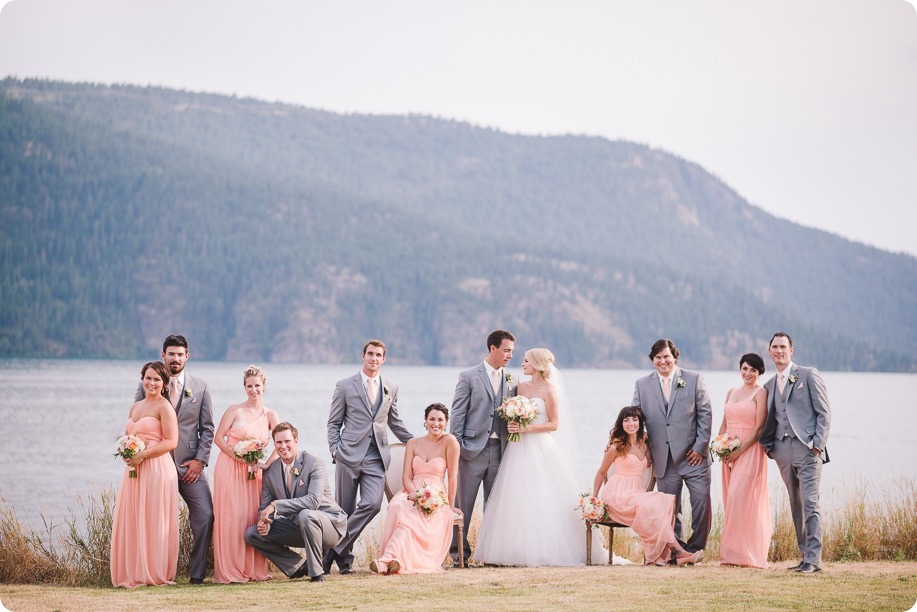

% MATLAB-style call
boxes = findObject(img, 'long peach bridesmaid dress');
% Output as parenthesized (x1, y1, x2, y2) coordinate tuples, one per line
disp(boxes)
(110, 416, 179, 587)
(600, 453, 680, 565)
(375, 456, 452, 573)
(719, 399, 771, 568)
(213, 409, 271, 583)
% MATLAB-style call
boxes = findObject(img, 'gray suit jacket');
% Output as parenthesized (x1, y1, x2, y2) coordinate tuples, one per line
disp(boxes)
(450, 363, 517, 460)
(632, 367, 713, 479)
(134, 372, 214, 476)
(259, 451, 348, 535)
(327, 373, 412, 470)
(760, 364, 831, 462)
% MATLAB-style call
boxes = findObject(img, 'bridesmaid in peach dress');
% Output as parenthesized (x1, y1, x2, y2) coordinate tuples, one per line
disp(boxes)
(370, 403, 461, 574)
(111, 361, 179, 587)
(593, 406, 703, 566)
(213, 365, 280, 583)
(718, 353, 771, 568)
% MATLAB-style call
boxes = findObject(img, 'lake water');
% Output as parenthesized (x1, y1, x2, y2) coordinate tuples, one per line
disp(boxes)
(0, 359, 914, 528)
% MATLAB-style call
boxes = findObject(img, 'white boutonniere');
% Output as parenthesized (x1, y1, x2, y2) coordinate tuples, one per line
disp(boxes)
(676, 378, 686, 388)
(788, 374, 798, 384)
(291, 467, 301, 477)
(184, 388, 193, 399)
(383, 386, 390, 396)
(504, 372, 513, 384)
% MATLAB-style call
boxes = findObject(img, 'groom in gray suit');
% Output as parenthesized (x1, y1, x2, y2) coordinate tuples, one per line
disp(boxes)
(449, 329, 516, 564)
(760, 331, 831, 574)
(632, 338, 712, 556)
(134, 334, 214, 583)
(325, 339, 413, 574)
(245, 422, 347, 582)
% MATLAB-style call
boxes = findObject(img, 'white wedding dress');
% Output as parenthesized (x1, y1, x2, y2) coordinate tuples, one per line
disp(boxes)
(472, 397, 611, 566)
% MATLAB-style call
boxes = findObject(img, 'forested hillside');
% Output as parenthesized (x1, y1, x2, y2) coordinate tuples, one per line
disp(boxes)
(1, 79, 913, 371)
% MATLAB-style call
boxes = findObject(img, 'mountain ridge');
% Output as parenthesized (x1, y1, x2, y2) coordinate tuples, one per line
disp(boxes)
(1, 78, 913, 371)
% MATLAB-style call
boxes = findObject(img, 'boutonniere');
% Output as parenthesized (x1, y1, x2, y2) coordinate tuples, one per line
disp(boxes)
(788, 374, 798, 384)
(184, 388, 193, 399)
(504, 372, 513, 384)
(291, 467, 301, 477)
(383, 386, 390, 396)
(676, 378, 686, 388)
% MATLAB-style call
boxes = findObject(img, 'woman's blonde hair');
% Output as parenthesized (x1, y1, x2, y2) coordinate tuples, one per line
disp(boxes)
(525, 348, 555, 379)
(242, 364, 267, 386)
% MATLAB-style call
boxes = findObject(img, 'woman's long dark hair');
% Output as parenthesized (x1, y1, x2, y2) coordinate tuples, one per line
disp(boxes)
(609, 406, 649, 454)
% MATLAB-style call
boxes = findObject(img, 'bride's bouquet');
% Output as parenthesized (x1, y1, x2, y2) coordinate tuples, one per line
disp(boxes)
(575, 492, 607, 524)
(413, 482, 448, 516)
(114, 434, 146, 478)
(233, 437, 266, 480)
(497, 395, 538, 442)
(709, 433, 741, 466)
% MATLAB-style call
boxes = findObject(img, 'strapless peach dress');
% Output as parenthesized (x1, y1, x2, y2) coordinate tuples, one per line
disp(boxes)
(110, 416, 179, 587)
(376, 456, 453, 573)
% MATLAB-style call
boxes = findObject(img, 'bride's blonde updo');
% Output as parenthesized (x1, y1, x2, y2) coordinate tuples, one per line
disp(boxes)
(525, 348, 555, 379)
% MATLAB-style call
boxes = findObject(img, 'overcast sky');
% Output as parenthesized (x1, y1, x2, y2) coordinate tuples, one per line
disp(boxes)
(1, 0, 915, 256)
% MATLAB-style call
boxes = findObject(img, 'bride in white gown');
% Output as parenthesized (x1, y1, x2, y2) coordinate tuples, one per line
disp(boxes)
(472, 348, 614, 566)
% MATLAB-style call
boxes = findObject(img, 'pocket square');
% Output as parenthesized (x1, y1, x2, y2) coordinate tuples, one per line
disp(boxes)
(797, 383, 804, 389)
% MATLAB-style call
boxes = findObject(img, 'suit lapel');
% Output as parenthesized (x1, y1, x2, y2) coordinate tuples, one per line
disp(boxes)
(668, 368, 682, 408)
(174, 374, 189, 414)
(649, 372, 667, 417)
(289, 454, 304, 497)
(784, 365, 799, 402)
(352, 374, 373, 416)
(476, 364, 496, 402)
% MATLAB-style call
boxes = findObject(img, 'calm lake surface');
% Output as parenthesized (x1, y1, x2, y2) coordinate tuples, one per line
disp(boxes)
(0, 359, 914, 528)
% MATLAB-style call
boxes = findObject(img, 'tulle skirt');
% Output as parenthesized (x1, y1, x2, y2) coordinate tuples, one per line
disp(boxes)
(472, 432, 607, 566)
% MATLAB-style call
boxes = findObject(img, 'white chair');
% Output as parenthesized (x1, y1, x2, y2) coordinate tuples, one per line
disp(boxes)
(585, 460, 655, 565)
(383, 442, 465, 568)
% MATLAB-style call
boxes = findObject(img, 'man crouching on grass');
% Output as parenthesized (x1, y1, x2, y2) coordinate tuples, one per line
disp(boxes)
(244, 423, 348, 581)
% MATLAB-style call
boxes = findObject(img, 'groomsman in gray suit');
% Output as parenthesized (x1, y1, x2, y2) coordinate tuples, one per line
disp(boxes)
(325, 339, 413, 574)
(134, 334, 214, 583)
(449, 329, 516, 565)
(760, 331, 831, 574)
(632, 338, 712, 556)
(245, 422, 347, 582)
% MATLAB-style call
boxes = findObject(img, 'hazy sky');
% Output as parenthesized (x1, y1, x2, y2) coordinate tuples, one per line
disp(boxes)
(1, 0, 915, 255)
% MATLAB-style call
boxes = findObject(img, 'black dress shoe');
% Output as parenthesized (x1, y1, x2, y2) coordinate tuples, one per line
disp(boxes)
(786, 561, 804, 571)
(321, 550, 336, 575)
(310, 574, 325, 582)
(795, 563, 822, 574)
(338, 564, 354, 575)
(290, 563, 310, 579)
(189, 577, 204, 585)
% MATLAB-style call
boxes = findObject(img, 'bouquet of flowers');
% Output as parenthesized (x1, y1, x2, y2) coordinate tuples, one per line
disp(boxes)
(233, 437, 266, 480)
(575, 492, 607, 524)
(497, 395, 538, 442)
(709, 433, 741, 465)
(412, 482, 449, 516)
(114, 434, 146, 478)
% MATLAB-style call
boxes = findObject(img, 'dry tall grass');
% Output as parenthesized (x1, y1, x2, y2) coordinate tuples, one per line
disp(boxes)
(0, 489, 202, 586)
(2, 478, 915, 586)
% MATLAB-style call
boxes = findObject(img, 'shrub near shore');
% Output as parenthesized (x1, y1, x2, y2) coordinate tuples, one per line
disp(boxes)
(1, 479, 915, 587)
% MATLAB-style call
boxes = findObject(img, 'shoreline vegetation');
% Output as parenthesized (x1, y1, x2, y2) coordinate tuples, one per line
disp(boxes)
(1, 481, 915, 609)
